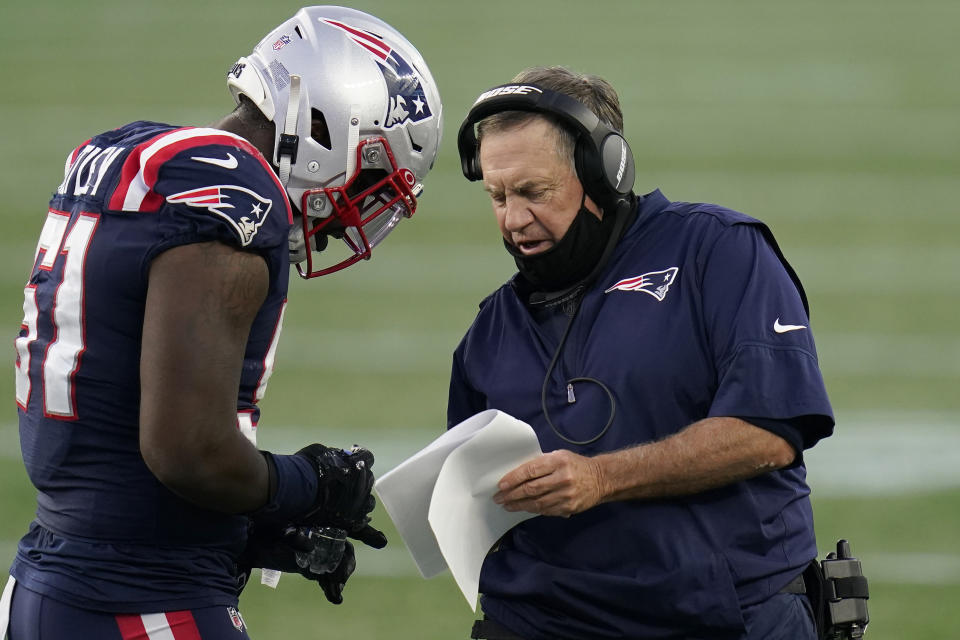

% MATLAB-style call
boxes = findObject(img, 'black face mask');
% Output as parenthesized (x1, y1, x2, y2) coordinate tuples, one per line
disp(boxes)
(503, 194, 617, 292)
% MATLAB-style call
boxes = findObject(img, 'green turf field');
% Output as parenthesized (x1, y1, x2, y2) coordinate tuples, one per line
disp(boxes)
(1, 1, 958, 637)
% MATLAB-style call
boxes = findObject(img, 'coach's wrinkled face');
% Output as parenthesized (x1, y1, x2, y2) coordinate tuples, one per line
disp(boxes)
(480, 118, 601, 256)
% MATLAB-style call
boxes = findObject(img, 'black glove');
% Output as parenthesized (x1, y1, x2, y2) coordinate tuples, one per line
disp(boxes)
(316, 540, 357, 605)
(295, 444, 388, 549)
(239, 522, 356, 604)
(240, 522, 345, 575)
(284, 525, 348, 575)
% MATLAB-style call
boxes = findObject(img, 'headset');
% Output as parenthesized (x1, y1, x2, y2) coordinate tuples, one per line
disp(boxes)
(457, 83, 636, 213)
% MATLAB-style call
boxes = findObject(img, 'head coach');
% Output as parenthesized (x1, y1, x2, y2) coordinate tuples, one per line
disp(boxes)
(449, 65, 835, 640)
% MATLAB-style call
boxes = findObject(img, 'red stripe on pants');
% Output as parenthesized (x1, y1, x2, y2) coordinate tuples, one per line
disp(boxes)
(167, 610, 202, 640)
(115, 614, 147, 640)
(115, 611, 203, 639)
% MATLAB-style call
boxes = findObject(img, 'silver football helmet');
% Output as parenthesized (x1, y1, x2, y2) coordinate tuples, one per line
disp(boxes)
(227, 6, 443, 277)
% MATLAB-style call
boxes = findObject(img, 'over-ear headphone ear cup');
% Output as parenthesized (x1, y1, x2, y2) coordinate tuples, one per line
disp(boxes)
(470, 148, 482, 181)
(457, 115, 484, 181)
(598, 133, 635, 197)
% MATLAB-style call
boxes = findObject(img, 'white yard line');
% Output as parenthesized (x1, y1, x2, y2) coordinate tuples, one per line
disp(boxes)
(3, 413, 959, 580)
(3, 414, 960, 495)
(805, 412, 960, 496)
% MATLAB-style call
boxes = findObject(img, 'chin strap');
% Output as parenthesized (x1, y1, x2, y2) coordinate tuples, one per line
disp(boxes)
(277, 75, 301, 187)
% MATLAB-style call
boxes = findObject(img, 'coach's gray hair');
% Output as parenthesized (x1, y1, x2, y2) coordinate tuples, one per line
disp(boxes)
(476, 66, 624, 169)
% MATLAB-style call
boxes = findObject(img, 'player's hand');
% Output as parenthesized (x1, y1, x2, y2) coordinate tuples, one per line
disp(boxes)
(241, 522, 347, 578)
(295, 444, 388, 548)
(287, 525, 348, 575)
(315, 540, 357, 604)
(492, 450, 604, 517)
(241, 522, 359, 604)
(347, 522, 388, 549)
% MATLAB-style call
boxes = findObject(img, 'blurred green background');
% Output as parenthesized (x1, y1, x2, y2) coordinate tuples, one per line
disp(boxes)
(1, 0, 958, 638)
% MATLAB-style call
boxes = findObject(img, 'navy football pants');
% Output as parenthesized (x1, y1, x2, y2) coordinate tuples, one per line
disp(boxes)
(741, 593, 817, 640)
(473, 592, 817, 639)
(6, 581, 252, 640)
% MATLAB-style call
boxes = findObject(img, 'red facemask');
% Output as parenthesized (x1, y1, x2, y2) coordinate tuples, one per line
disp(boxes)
(296, 137, 419, 278)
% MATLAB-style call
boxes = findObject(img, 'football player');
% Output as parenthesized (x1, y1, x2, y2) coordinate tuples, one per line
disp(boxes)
(2, 6, 442, 638)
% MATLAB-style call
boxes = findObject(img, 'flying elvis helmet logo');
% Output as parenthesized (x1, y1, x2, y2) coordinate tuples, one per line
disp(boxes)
(321, 19, 433, 128)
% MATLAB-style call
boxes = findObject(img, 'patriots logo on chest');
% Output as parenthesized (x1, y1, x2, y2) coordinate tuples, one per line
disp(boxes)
(604, 267, 679, 301)
(321, 19, 433, 129)
(166, 185, 272, 246)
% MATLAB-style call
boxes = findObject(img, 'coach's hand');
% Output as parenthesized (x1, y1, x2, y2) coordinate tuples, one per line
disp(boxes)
(295, 444, 388, 549)
(493, 450, 604, 517)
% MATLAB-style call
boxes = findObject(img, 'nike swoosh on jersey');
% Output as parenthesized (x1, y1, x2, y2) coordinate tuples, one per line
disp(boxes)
(773, 317, 807, 333)
(191, 153, 239, 169)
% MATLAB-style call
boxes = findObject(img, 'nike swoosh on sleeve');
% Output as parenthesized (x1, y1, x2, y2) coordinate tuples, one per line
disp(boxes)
(191, 153, 238, 169)
(773, 317, 807, 333)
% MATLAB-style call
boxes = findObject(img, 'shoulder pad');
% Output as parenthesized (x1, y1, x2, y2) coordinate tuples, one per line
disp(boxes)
(108, 127, 288, 219)
(108, 128, 292, 248)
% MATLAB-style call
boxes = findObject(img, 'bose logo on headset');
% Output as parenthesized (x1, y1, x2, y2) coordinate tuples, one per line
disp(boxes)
(457, 82, 637, 213)
(474, 85, 543, 103)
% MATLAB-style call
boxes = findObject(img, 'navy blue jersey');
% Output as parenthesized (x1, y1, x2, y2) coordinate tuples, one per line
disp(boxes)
(447, 190, 834, 639)
(11, 122, 292, 612)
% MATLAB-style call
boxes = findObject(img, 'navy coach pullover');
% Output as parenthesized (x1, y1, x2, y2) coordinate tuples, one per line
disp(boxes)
(448, 190, 834, 639)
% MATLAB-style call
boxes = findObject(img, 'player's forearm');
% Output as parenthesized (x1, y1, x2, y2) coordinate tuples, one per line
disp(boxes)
(595, 417, 795, 502)
(142, 420, 272, 513)
(140, 240, 277, 513)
